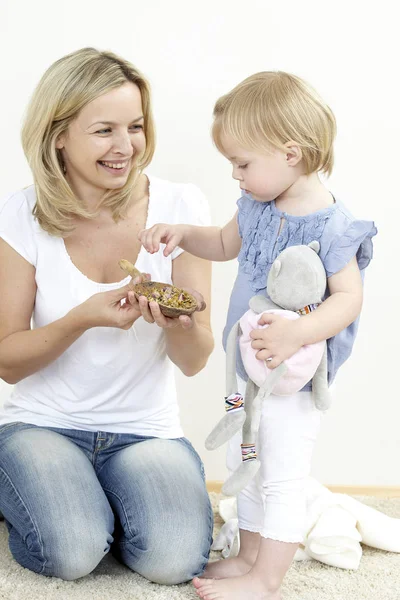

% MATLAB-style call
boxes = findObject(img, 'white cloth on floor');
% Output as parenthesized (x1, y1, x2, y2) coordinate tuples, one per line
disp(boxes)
(211, 477, 400, 570)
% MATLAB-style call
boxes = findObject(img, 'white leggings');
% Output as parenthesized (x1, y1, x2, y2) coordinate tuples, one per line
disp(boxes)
(226, 385, 322, 543)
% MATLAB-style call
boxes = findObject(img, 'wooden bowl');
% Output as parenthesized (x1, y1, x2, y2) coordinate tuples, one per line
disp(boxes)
(132, 281, 198, 318)
(118, 259, 198, 318)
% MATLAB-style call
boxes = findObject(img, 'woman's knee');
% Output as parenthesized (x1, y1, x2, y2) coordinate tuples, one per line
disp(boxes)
(49, 533, 110, 580)
(120, 485, 213, 584)
(9, 523, 112, 580)
(122, 533, 211, 585)
(105, 438, 213, 583)
(0, 425, 114, 580)
(138, 559, 206, 585)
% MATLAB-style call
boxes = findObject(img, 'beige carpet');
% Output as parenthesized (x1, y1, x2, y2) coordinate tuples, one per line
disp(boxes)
(0, 493, 399, 600)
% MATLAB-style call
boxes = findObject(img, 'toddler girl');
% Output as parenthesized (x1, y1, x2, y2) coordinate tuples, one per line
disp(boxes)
(139, 71, 377, 600)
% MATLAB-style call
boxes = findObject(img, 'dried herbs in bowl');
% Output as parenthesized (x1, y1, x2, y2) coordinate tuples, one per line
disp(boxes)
(119, 259, 198, 318)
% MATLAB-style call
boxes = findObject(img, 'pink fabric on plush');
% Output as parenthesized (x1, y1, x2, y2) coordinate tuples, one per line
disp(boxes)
(239, 309, 325, 395)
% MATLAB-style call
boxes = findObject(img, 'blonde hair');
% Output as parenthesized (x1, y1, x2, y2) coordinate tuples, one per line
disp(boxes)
(21, 47, 156, 236)
(212, 71, 336, 176)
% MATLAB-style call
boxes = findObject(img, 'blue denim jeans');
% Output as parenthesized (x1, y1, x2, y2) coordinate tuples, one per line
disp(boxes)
(0, 422, 213, 583)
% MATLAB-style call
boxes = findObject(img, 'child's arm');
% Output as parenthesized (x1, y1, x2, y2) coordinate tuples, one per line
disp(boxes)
(138, 212, 241, 262)
(295, 256, 363, 344)
(250, 257, 363, 368)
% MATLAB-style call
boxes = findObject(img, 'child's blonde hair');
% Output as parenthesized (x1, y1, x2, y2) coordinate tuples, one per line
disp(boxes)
(21, 47, 156, 236)
(212, 71, 336, 176)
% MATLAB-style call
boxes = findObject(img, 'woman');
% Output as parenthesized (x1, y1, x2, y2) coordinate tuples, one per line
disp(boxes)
(0, 48, 214, 584)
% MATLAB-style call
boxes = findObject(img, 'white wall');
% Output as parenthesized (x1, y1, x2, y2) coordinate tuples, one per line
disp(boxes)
(0, 0, 398, 486)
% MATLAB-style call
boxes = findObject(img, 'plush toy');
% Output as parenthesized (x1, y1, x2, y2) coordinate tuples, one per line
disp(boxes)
(205, 241, 331, 497)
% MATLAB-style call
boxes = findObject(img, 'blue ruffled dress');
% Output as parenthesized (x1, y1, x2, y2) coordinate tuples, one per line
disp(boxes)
(223, 194, 377, 389)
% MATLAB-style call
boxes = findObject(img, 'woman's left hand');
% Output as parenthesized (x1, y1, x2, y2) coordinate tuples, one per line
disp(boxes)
(127, 287, 206, 330)
(250, 313, 304, 368)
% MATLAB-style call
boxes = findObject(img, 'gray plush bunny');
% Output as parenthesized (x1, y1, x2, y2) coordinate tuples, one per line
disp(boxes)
(205, 241, 331, 496)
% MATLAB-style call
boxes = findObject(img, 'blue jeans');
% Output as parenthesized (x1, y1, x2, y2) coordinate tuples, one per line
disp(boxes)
(0, 422, 213, 583)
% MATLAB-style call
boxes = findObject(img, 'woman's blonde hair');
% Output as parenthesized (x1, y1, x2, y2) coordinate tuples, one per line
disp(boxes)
(212, 71, 336, 176)
(21, 47, 156, 236)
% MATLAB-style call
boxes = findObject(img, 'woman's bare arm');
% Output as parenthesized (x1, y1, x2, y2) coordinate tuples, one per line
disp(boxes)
(164, 251, 214, 376)
(0, 240, 141, 384)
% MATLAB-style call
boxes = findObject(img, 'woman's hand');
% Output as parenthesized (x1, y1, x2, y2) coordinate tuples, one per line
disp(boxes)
(138, 223, 188, 256)
(71, 284, 141, 330)
(127, 286, 206, 330)
(250, 314, 304, 369)
(71, 272, 151, 331)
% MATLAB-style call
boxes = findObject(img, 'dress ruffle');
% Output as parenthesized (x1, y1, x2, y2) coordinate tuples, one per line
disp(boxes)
(237, 197, 335, 292)
(323, 220, 377, 277)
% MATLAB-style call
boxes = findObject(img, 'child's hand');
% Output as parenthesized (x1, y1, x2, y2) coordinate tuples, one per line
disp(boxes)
(138, 223, 187, 257)
(250, 314, 304, 369)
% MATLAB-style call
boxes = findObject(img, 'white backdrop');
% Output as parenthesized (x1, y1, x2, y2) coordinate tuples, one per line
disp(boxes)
(0, 0, 398, 485)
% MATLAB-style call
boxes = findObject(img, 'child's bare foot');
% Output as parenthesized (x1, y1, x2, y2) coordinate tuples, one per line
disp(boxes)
(192, 573, 281, 600)
(201, 555, 253, 579)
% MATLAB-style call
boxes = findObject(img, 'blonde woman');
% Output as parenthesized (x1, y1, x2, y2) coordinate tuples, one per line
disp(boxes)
(0, 48, 214, 584)
(139, 71, 377, 599)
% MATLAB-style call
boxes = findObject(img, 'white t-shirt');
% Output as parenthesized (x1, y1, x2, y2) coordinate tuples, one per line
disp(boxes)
(0, 175, 210, 437)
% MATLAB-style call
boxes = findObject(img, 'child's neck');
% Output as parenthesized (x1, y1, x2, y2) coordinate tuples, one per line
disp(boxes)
(274, 172, 334, 216)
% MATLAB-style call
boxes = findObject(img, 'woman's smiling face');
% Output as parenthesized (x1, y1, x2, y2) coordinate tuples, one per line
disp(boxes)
(56, 82, 146, 201)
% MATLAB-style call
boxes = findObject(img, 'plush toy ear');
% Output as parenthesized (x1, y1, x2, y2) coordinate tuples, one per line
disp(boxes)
(308, 241, 320, 254)
(272, 259, 281, 277)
